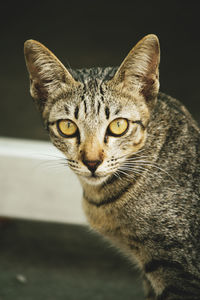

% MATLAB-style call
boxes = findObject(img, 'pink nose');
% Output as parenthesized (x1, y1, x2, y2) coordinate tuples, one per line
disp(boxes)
(82, 159, 102, 173)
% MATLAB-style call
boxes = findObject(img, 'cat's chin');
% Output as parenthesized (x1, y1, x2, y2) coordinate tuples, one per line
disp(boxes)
(79, 174, 110, 186)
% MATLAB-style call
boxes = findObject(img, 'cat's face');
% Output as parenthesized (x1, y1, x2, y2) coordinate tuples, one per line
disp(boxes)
(47, 80, 149, 185)
(24, 34, 160, 185)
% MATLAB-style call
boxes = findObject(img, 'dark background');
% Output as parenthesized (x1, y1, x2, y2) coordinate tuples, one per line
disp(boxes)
(1, 0, 200, 140)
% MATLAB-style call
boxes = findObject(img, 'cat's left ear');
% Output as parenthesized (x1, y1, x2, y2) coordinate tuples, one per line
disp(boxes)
(109, 34, 160, 106)
(24, 40, 80, 112)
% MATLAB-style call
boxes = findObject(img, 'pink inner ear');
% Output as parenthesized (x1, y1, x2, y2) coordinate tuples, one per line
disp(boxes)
(31, 80, 48, 101)
(112, 35, 160, 89)
(141, 76, 157, 102)
(25, 50, 41, 79)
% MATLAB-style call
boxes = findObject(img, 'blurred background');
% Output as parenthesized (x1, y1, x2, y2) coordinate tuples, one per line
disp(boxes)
(1, 0, 200, 140)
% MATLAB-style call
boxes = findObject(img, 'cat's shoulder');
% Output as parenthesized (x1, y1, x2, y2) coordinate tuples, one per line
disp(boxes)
(157, 92, 200, 133)
(158, 92, 190, 116)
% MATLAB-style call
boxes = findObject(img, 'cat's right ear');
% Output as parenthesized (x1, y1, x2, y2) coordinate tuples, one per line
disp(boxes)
(108, 34, 160, 108)
(24, 40, 79, 112)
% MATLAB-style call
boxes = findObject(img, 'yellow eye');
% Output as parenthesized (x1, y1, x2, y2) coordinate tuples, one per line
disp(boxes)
(108, 118, 129, 136)
(57, 119, 78, 137)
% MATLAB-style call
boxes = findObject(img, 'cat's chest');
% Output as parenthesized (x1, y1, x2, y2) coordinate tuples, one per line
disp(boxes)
(82, 197, 121, 235)
(82, 196, 140, 249)
(82, 197, 146, 267)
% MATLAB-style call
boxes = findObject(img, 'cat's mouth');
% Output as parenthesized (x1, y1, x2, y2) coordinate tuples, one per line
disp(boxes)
(79, 172, 110, 185)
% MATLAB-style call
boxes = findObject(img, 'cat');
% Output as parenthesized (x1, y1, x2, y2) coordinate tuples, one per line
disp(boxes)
(24, 34, 200, 299)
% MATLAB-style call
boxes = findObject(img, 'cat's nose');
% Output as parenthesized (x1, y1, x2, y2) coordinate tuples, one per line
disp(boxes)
(82, 159, 102, 173)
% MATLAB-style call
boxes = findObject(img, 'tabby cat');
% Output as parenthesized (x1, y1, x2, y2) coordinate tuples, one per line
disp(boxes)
(24, 34, 200, 299)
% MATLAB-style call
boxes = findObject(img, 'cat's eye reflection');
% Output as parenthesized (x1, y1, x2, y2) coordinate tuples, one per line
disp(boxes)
(108, 118, 129, 137)
(57, 119, 78, 138)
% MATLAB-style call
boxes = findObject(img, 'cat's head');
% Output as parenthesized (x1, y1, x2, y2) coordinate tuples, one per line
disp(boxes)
(24, 34, 160, 185)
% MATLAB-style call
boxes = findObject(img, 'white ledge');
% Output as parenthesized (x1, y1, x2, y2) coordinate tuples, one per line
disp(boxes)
(0, 137, 87, 225)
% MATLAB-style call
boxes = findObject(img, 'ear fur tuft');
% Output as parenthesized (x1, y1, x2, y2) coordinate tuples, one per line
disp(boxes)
(110, 34, 160, 105)
(24, 40, 79, 111)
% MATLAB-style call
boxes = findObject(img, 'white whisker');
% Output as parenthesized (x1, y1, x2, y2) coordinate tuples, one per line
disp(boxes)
(122, 156, 150, 162)
(117, 168, 141, 178)
(121, 159, 177, 184)
(113, 170, 123, 181)
(119, 166, 156, 179)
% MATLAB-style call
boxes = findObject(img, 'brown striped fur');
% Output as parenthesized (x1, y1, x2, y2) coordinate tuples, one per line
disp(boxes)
(24, 35, 200, 299)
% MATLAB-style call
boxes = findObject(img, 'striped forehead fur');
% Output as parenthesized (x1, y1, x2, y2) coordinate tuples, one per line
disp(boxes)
(47, 76, 143, 126)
